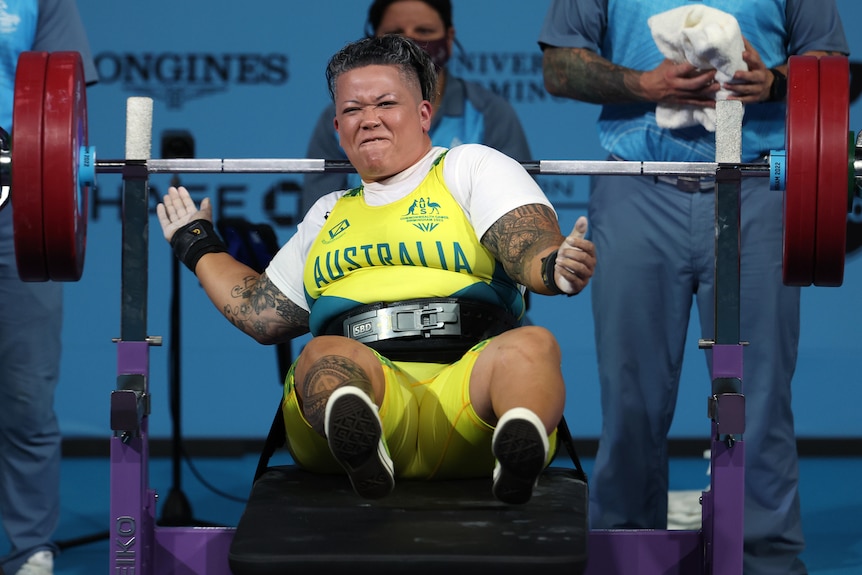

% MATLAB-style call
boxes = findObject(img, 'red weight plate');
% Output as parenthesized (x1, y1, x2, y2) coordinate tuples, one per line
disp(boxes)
(42, 52, 88, 281)
(782, 56, 819, 286)
(813, 56, 849, 287)
(11, 51, 50, 281)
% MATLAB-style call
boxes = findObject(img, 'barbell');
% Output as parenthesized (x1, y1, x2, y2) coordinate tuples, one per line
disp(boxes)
(0, 51, 860, 286)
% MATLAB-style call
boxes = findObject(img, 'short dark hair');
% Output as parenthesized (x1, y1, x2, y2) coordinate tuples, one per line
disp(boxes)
(365, 0, 453, 37)
(326, 34, 438, 103)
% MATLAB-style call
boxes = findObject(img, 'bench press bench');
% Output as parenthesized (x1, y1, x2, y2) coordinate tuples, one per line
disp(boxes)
(107, 97, 755, 575)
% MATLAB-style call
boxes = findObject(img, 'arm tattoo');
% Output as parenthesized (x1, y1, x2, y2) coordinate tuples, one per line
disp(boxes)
(300, 355, 375, 435)
(544, 48, 640, 104)
(222, 272, 309, 342)
(482, 204, 562, 285)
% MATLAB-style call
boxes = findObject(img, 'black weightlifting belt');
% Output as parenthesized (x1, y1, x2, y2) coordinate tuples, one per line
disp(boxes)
(322, 298, 519, 363)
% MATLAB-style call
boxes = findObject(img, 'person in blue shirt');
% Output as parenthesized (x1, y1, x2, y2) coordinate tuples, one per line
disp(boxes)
(301, 0, 532, 216)
(538, 1, 848, 573)
(0, 3, 97, 574)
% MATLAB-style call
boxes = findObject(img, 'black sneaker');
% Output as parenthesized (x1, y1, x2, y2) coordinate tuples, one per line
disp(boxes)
(491, 407, 549, 504)
(325, 386, 394, 499)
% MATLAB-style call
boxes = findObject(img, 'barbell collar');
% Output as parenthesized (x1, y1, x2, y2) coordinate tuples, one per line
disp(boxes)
(855, 131, 862, 196)
(0, 128, 9, 211)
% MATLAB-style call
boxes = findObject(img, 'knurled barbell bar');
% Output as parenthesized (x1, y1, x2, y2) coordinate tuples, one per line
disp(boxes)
(0, 52, 860, 286)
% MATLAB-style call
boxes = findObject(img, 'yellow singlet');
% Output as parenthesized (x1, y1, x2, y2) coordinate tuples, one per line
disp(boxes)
(302, 152, 525, 335)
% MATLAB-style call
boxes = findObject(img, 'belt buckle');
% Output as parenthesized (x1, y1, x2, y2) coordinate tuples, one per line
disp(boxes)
(343, 302, 462, 342)
(393, 303, 460, 336)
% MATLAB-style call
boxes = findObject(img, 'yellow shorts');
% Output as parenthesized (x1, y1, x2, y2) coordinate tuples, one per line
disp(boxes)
(282, 340, 557, 480)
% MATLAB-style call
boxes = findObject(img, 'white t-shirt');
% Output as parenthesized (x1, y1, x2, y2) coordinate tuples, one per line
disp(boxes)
(266, 144, 554, 311)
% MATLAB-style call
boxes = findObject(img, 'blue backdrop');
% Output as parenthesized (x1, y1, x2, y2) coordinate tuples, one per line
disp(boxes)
(56, 0, 862, 441)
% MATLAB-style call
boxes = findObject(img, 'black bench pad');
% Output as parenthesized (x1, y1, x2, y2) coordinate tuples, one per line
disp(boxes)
(229, 465, 588, 575)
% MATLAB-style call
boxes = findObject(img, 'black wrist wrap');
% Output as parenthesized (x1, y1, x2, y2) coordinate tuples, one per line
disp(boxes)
(768, 68, 787, 102)
(540, 251, 564, 295)
(170, 219, 228, 273)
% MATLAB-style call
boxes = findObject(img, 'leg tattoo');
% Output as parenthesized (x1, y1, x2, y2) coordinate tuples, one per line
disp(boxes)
(302, 355, 374, 436)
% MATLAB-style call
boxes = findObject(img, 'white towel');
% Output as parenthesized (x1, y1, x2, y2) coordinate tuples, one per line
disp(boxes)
(648, 5, 747, 132)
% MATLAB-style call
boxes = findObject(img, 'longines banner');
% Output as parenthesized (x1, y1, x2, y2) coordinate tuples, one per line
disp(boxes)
(60, 0, 862, 439)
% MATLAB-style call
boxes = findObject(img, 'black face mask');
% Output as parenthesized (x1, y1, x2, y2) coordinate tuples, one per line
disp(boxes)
(412, 36, 451, 72)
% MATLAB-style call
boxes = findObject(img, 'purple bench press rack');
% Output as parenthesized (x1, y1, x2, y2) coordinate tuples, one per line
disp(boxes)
(106, 160, 745, 575)
(583, 166, 746, 575)
(109, 161, 236, 575)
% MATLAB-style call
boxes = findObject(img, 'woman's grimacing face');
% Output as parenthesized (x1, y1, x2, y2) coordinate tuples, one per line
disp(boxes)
(333, 64, 432, 182)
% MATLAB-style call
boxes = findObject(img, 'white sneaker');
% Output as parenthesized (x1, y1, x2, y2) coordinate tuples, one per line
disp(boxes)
(15, 550, 54, 575)
(492, 407, 549, 504)
(325, 386, 394, 499)
(667, 449, 711, 530)
(667, 489, 704, 530)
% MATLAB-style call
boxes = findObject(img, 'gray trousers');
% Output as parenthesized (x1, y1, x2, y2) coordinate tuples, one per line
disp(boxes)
(0, 206, 63, 574)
